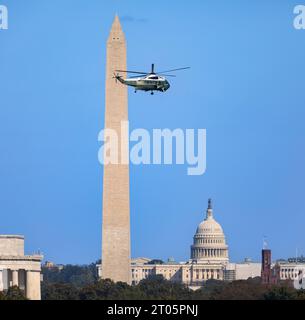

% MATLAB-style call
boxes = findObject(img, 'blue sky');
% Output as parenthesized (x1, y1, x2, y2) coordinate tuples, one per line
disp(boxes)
(0, 0, 305, 264)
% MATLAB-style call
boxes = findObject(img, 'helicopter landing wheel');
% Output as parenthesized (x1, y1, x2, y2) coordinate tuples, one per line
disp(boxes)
(151, 91, 154, 95)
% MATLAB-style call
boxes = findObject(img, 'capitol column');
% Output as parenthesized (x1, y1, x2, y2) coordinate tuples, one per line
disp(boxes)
(12, 270, 19, 287)
(0, 269, 3, 291)
(26, 271, 41, 300)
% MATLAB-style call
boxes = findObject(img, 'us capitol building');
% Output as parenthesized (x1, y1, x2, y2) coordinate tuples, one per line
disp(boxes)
(99, 199, 261, 288)
(130, 199, 229, 288)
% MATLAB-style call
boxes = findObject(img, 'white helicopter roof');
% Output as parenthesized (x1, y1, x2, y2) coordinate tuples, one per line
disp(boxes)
(126, 74, 166, 80)
(146, 74, 165, 80)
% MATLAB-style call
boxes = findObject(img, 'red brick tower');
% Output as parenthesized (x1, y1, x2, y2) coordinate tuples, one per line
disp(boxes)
(261, 248, 280, 285)
(261, 249, 272, 284)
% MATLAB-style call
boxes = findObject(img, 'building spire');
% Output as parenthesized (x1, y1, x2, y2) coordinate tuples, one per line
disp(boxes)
(113, 14, 122, 30)
(206, 198, 213, 219)
(263, 236, 268, 250)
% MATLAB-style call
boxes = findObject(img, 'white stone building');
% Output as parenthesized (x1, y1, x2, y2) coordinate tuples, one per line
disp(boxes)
(224, 260, 261, 281)
(277, 262, 305, 289)
(0, 235, 43, 300)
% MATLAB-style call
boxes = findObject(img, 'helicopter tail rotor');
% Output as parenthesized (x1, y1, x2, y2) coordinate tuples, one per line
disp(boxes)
(113, 72, 120, 83)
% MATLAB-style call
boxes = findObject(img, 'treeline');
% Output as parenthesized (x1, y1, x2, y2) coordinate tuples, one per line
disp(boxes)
(42, 263, 98, 287)
(0, 287, 27, 300)
(41, 265, 305, 300)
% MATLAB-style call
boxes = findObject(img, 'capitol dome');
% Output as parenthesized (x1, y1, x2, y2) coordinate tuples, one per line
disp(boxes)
(196, 216, 224, 235)
(191, 199, 229, 264)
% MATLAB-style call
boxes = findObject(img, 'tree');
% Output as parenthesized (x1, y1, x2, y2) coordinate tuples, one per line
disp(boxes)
(80, 279, 144, 300)
(40, 263, 305, 301)
(138, 275, 192, 300)
(41, 283, 80, 300)
(264, 285, 298, 300)
(0, 287, 27, 300)
(42, 263, 98, 287)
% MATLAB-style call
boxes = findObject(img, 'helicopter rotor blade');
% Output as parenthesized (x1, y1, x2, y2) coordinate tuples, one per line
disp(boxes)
(157, 67, 191, 74)
(157, 74, 177, 77)
(115, 70, 148, 75)
(128, 73, 177, 78)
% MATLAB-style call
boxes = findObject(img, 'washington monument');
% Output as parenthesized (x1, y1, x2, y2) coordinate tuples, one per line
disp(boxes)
(101, 16, 131, 284)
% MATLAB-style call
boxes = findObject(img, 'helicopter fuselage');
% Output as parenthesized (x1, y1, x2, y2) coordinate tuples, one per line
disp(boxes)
(116, 74, 171, 93)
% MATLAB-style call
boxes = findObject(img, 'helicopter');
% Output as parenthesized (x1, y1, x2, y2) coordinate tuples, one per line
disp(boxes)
(113, 64, 190, 95)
